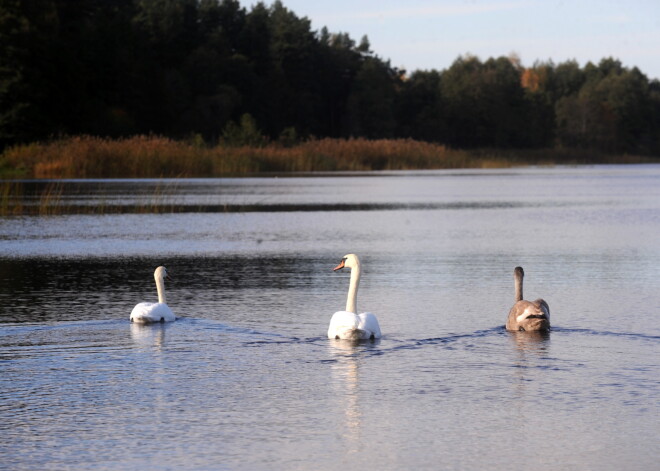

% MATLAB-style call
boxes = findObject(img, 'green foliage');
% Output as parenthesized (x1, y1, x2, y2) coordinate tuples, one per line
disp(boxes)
(347, 58, 398, 138)
(222, 113, 265, 147)
(441, 55, 528, 148)
(396, 70, 445, 142)
(277, 127, 298, 147)
(555, 60, 655, 152)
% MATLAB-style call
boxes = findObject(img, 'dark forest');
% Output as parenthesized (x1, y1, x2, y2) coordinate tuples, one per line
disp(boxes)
(2, 0, 660, 155)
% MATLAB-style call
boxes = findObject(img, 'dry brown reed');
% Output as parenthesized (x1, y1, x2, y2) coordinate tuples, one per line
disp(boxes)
(2, 135, 656, 181)
(1, 135, 510, 179)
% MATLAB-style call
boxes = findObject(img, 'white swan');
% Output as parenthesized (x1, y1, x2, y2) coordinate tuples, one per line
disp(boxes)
(505, 266, 550, 332)
(130, 266, 176, 324)
(328, 254, 382, 340)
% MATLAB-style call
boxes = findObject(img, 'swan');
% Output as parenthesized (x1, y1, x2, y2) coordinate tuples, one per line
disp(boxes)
(130, 266, 176, 324)
(328, 254, 382, 340)
(505, 266, 550, 332)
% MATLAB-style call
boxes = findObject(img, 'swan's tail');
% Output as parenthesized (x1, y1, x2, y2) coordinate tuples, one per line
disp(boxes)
(333, 328, 374, 340)
(130, 315, 165, 324)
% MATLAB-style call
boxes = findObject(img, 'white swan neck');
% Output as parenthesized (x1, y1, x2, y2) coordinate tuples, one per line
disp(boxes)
(346, 263, 360, 314)
(155, 275, 167, 304)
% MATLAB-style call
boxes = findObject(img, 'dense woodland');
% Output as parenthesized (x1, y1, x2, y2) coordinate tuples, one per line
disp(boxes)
(2, 0, 660, 155)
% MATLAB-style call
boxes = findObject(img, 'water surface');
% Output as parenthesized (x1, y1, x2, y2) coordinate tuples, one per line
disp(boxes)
(1, 166, 658, 470)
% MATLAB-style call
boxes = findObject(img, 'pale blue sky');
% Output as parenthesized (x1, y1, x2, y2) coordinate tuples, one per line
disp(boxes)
(265, 0, 660, 80)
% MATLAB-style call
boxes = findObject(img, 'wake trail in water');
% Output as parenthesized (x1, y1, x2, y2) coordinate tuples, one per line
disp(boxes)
(551, 326, 659, 341)
(237, 326, 507, 361)
(238, 325, 659, 364)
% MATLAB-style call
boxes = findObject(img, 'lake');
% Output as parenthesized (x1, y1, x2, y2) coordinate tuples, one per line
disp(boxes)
(1, 165, 658, 470)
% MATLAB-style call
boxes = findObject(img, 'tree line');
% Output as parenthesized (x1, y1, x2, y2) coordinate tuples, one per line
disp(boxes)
(2, 0, 659, 155)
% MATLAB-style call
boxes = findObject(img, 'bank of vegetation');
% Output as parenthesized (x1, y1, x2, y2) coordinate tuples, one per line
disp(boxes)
(2, 134, 657, 180)
(1, 0, 659, 177)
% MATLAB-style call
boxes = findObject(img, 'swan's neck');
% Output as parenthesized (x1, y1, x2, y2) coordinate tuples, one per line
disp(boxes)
(156, 276, 167, 304)
(514, 275, 523, 302)
(346, 263, 361, 314)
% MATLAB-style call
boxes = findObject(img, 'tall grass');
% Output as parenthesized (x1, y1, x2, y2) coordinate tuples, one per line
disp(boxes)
(1, 136, 213, 178)
(0, 135, 506, 179)
(2, 135, 656, 180)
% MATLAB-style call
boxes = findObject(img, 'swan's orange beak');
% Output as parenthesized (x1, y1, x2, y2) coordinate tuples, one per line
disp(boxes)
(333, 259, 345, 271)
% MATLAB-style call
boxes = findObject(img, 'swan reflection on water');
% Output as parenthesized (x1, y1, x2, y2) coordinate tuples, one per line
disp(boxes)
(508, 329, 551, 355)
(327, 339, 379, 454)
(507, 329, 551, 405)
(129, 321, 167, 349)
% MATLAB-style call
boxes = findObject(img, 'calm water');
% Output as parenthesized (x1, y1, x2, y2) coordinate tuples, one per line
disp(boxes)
(1, 166, 659, 470)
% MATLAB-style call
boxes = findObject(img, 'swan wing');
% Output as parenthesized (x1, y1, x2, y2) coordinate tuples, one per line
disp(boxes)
(130, 302, 176, 323)
(358, 312, 382, 339)
(328, 311, 360, 339)
(507, 300, 550, 331)
(533, 299, 550, 320)
(506, 301, 533, 329)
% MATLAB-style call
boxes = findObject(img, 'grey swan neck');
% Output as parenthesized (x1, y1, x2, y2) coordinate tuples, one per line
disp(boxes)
(514, 271, 523, 302)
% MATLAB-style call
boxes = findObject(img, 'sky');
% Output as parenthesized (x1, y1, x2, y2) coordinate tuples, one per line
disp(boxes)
(264, 0, 660, 80)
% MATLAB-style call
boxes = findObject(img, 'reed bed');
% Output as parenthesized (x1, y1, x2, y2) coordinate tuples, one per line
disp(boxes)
(1, 136, 212, 178)
(2, 135, 656, 180)
(0, 135, 518, 179)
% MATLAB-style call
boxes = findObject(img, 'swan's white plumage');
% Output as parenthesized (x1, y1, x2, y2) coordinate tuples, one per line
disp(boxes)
(130, 266, 176, 324)
(329, 254, 382, 340)
(328, 311, 381, 340)
(130, 302, 175, 323)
